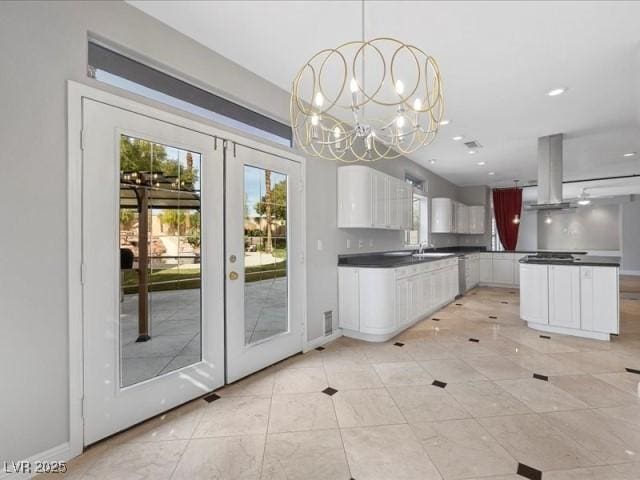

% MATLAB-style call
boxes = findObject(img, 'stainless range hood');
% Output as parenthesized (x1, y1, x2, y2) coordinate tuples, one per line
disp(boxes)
(527, 133, 572, 210)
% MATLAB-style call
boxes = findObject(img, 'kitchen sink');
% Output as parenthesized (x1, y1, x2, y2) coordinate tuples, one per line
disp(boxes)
(412, 253, 453, 258)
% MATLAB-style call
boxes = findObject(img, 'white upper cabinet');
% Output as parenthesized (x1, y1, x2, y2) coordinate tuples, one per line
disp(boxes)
(468, 206, 486, 234)
(338, 166, 412, 230)
(432, 198, 485, 234)
(455, 203, 470, 234)
(432, 198, 455, 233)
(371, 169, 390, 228)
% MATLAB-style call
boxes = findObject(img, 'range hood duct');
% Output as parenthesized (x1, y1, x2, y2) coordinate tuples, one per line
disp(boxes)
(528, 133, 572, 210)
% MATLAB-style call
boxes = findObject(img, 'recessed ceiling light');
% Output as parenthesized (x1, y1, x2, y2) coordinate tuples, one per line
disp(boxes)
(468, 150, 476, 155)
(439, 119, 450, 126)
(452, 135, 464, 141)
(488, 171, 496, 176)
(547, 87, 567, 97)
(429, 159, 437, 164)
(623, 152, 636, 157)
(477, 161, 486, 166)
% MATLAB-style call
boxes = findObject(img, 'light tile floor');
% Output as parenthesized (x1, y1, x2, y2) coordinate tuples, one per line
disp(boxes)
(43, 286, 640, 479)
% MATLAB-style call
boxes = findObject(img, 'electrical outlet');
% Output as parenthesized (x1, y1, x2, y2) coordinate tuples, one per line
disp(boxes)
(317, 239, 323, 251)
(346, 239, 351, 249)
(358, 239, 364, 248)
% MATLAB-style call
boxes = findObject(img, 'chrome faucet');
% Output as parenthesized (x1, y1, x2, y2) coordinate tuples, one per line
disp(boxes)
(418, 241, 434, 254)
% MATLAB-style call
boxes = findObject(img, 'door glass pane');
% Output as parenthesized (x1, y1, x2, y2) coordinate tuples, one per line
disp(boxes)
(119, 134, 202, 387)
(244, 165, 289, 345)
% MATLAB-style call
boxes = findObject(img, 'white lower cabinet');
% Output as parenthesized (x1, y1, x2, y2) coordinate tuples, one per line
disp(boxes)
(548, 265, 581, 330)
(479, 254, 493, 283)
(477, 253, 525, 287)
(492, 257, 515, 285)
(580, 267, 619, 334)
(519, 263, 619, 340)
(339, 258, 459, 342)
(519, 264, 549, 325)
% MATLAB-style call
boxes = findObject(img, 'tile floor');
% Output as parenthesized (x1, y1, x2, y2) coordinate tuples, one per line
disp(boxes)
(44, 285, 640, 479)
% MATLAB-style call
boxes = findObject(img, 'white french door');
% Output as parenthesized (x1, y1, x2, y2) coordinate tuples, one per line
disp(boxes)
(225, 143, 304, 382)
(82, 99, 225, 445)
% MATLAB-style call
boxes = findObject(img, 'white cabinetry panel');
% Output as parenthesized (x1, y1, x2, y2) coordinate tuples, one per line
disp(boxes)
(548, 265, 581, 329)
(519, 264, 549, 324)
(338, 268, 360, 331)
(580, 267, 619, 334)
(338, 166, 412, 230)
(493, 257, 515, 285)
(432, 198, 454, 233)
(469, 206, 485, 234)
(371, 169, 389, 228)
(455, 203, 470, 234)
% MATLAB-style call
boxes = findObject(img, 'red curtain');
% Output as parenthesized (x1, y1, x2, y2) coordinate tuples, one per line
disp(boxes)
(492, 188, 522, 251)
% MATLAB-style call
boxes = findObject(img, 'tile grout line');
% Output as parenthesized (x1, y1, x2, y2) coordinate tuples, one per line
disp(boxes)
(324, 361, 355, 479)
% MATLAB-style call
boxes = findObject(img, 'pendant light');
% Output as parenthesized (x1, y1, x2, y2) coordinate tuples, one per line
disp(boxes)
(512, 180, 521, 224)
(290, 0, 444, 161)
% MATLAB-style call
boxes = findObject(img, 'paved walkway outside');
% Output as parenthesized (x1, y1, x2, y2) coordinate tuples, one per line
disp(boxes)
(120, 277, 287, 386)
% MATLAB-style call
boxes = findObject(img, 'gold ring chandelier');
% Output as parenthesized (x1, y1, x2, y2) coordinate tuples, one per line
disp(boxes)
(290, 3, 444, 162)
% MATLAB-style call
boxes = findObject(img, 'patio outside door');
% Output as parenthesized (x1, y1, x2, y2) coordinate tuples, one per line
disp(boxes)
(225, 144, 304, 382)
(82, 99, 225, 445)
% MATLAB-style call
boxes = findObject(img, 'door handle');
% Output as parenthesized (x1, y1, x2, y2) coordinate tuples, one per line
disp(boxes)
(229, 271, 239, 280)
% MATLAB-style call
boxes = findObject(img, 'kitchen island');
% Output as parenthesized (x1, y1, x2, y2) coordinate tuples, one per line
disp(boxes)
(519, 254, 620, 341)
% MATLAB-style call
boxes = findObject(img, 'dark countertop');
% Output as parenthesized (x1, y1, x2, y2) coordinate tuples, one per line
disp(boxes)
(519, 255, 620, 267)
(338, 248, 591, 268)
(338, 252, 459, 268)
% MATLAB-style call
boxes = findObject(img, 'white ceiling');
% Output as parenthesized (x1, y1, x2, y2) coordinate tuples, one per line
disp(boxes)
(129, 0, 640, 187)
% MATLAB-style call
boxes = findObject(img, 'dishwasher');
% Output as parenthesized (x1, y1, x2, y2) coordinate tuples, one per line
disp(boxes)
(458, 255, 467, 296)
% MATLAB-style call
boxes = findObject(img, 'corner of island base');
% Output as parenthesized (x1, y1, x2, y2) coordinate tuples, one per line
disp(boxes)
(525, 321, 612, 341)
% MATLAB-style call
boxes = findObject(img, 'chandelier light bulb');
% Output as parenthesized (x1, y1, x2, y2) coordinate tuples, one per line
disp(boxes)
(396, 115, 406, 128)
(311, 114, 319, 126)
(413, 98, 422, 111)
(334, 127, 342, 138)
(512, 214, 520, 224)
(395, 79, 405, 95)
(314, 91, 324, 107)
(349, 78, 359, 93)
(545, 215, 553, 224)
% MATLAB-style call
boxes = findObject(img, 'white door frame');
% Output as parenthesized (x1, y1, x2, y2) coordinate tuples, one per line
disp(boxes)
(67, 81, 307, 458)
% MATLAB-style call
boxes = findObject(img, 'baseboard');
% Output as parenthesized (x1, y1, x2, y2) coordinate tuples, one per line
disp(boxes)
(621, 270, 640, 276)
(303, 329, 343, 352)
(477, 282, 519, 289)
(1, 442, 71, 479)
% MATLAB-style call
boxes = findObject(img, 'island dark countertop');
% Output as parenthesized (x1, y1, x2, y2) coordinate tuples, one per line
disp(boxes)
(519, 255, 620, 267)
